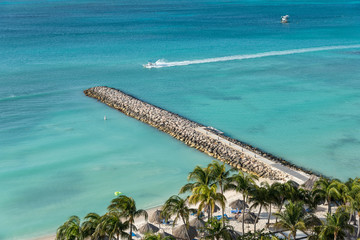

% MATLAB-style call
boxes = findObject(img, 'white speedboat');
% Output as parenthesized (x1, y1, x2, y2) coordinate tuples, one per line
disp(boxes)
(143, 59, 166, 68)
(281, 15, 289, 23)
(143, 62, 156, 68)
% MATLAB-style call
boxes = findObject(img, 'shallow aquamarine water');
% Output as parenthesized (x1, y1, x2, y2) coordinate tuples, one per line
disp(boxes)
(1, 0, 360, 239)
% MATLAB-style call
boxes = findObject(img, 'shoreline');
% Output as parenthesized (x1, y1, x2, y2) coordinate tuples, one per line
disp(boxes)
(30, 86, 320, 240)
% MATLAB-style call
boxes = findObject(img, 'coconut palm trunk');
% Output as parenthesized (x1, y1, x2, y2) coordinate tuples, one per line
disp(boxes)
(357, 212, 360, 238)
(267, 204, 272, 225)
(327, 197, 332, 214)
(275, 200, 284, 223)
(129, 218, 133, 240)
(254, 205, 262, 232)
(242, 195, 246, 235)
(219, 182, 225, 227)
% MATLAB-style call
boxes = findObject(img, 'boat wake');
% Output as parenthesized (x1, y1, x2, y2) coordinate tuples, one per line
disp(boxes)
(143, 44, 360, 68)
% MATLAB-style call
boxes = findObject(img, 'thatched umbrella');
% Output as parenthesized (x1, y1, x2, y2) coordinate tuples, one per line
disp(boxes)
(172, 224, 197, 240)
(237, 212, 258, 224)
(189, 218, 205, 229)
(302, 175, 319, 191)
(159, 229, 174, 238)
(150, 210, 164, 224)
(229, 199, 248, 210)
(203, 204, 220, 213)
(139, 222, 159, 234)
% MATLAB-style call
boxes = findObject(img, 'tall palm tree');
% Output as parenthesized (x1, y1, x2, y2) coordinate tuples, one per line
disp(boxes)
(273, 181, 300, 214)
(94, 212, 129, 240)
(108, 195, 148, 240)
(313, 178, 342, 214)
(162, 195, 195, 240)
(349, 192, 360, 238)
(56, 215, 84, 240)
(249, 185, 270, 232)
(273, 201, 316, 240)
(319, 207, 354, 240)
(344, 178, 360, 227)
(81, 213, 102, 239)
(179, 166, 213, 194)
(208, 160, 234, 225)
(261, 182, 280, 225)
(226, 170, 258, 235)
(188, 184, 226, 220)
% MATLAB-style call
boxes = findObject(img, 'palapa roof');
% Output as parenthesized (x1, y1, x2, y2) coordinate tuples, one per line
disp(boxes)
(150, 210, 164, 224)
(159, 229, 175, 239)
(139, 222, 159, 234)
(237, 212, 258, 224)
(172, 224, 197, 240)
(229, 199, 248, 209)
(302, 175, 319, 190)
(203, 204, 220, 213)
(189, 218, 205, 229)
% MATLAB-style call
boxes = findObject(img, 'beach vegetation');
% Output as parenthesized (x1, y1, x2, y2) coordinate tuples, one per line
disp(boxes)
(249, 185, 269, 232)
(226, 170, 258, 235)
(56, 215, 84, 240)
(162, 195, 195, 240)
(108, 195, 148, 240)
(188, 184, 226, 220)
(57, 161, 360, 240)
(200, 217, 234, 240)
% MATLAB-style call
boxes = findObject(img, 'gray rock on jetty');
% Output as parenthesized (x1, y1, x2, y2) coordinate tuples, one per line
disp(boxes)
(84, 86, 290, 180)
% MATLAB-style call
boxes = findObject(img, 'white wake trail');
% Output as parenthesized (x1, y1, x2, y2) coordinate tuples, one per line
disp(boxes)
(146, 44, 360, 68)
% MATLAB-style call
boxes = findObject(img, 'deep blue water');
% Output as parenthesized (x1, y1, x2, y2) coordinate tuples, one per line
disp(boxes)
(1, 1, 360, 239)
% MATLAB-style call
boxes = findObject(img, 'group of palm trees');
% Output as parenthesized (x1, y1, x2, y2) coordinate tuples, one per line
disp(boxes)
(56, 195, 147, 240)
(56, 160, 360, 240)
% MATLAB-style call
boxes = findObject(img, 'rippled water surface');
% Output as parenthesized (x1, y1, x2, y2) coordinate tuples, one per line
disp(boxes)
(1, 0, 360, 239)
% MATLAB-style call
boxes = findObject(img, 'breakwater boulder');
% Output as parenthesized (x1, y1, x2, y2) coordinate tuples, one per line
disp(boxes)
(84, 86, 290, 180)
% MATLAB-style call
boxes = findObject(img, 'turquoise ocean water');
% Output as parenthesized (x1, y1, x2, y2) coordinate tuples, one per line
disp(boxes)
(1, 0, 360, 239)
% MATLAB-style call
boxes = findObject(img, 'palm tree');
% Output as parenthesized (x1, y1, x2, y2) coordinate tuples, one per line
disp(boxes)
(298, 188, 322, 213)
(272, 181, 300, 216)
(313, 177, 342, 214)
(208, 160, 234, 225)
(201, 217, 234, 240)
(188, 184, 226, 220)
(319, 207, 354, 240)
(249, 185, 270, 232)
(56, 215, 84, 240)
(162, 195, 195, 240)
(349, 191, 360, 238)
(226, 170, 258, 235)
(81, 213, 102, 239)
(108, 195, 148, 240)
(273, 201, 315, 240)
(94, 212, 129, 240)
(179, 166, 213, 194)
(261, 182, 279, 225)
(344, 178, 360, 227)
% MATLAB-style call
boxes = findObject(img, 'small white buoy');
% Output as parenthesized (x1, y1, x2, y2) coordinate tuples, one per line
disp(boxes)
(104, 115, 107, 120)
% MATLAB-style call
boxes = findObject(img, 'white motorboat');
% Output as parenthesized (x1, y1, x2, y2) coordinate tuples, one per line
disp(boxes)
(143, 59, 166, 68)
(281, 15, 289, 23)
(143, 62, 156, 68)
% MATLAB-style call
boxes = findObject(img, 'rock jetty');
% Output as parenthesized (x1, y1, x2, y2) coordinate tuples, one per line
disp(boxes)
(84, 86, 292, 180)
